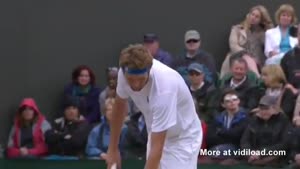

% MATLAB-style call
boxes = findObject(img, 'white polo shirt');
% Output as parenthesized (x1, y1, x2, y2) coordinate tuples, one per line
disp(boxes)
(117, 59, 202, 162)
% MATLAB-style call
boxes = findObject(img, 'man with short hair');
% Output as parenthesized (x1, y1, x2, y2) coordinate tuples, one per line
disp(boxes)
(173, 30, 217, 84)
(104, 44, 202, 169)
(143, 33, 173, 67)
(220, 51, 258, 109)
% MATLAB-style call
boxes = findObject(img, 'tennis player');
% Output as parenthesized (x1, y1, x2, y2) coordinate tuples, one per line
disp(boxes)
(104, 44, 202, 169)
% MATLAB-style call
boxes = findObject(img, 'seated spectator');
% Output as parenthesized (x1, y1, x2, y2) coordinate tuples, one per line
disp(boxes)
(99, 67, 118, 114)
(187, 62, 216, 122)
(85, 97, 128, 159)
(241, 95, 290, 167)
(99, 67, 139, 119)
(221, 5, 273, 77)
(45, 102, 91, 158)
(63, 65, 101, 124)
(143, 33, 173, 67)
(219, 51, 258, 110)
(6, 98, 51, 158)
(125, 112, 147, 159)
(281, 24, 300, 90)
(265, 4, 298, 65)
(247, 64, 297, 120)
(281, 24, 300, 120)
(173, 30, 217, 84)
(288, 116, 300, 167)
(206, 89, 248, 165)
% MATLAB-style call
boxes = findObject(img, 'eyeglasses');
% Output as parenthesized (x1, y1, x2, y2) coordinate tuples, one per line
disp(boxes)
(186, 39, 199, 44)
(223, 95, 239, 103)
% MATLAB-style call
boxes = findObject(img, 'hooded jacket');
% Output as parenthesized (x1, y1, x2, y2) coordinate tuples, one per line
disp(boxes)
(6, 98, 51, 158)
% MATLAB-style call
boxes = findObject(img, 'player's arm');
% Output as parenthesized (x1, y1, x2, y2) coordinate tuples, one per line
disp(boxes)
(145, 131, 167, 169)
(145, 92, 177, 169)
(108, 95, 128, 151)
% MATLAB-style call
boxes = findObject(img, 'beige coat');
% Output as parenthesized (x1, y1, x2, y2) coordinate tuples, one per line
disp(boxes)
(220, 25, 262, 78)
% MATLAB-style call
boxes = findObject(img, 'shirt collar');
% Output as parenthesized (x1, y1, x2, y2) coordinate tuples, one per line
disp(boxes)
(230, 76, 246, 89)
(190, 82, 205, 91)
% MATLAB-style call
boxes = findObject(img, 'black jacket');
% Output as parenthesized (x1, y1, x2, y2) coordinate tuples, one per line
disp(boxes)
(190, 82, 217, 122)
(45, 116, 91, 156)
(281, 47, 300, 89)
(287, 127, 300, 163)
(125, 112, 147, 159)
(241, 113, 291, 153)
(220, 76, 256, 110)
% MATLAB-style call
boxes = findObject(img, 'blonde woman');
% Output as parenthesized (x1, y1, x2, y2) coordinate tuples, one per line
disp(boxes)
(221, 5, 273, 78)
(247, 64, 297, 121)
(265, 4, 298, 65)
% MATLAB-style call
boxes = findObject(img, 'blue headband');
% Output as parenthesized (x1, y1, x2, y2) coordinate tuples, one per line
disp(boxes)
(124, 67, 149, 75)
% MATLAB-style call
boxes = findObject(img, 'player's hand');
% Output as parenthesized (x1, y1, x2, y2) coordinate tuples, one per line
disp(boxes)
(20, 147, 28, 156)
(100, 153, 107, 160)
(248, 155, 260, 163)
(103, 149, 121, 169)
(269, 51, 279, 57)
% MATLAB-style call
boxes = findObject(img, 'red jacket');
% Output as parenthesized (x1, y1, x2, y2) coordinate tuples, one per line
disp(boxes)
(7, 98, 49, 158)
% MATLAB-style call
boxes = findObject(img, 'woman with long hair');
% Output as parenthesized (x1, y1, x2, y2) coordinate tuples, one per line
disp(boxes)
(221, 5, 273, 78)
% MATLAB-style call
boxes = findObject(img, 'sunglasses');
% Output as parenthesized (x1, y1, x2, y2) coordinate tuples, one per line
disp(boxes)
(188, 71, 201, 76)
(186, 39, 199, 44)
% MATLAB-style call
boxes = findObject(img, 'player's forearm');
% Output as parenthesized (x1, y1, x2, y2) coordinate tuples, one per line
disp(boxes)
(109, 98, 128, 151)
(144, 148, 163, 169)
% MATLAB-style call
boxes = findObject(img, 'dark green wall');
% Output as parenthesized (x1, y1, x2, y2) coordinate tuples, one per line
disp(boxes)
(0, 0, 299, 146)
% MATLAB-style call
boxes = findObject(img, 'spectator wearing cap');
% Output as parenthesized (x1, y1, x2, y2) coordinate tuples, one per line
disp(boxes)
(205, 89, 248, 165)
(240, 95, 291, 166)
(187, 62, 216, 122)
(143, 33, 173, 67)
(219, 51, 258, 110)
(45, 102, 91, 159)
(173, 30, 217, 85)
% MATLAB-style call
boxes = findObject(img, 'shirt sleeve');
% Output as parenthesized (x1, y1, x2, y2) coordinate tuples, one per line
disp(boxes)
(151, 92, 177, 133)
(116, 69, 129, 99)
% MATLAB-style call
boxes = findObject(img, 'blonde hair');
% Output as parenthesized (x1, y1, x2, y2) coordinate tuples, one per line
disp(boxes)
(242, 5, 273, 31)
(275, 4, 298, 25)
(104, 97, 115, 115)
(261, 65, 287, 88)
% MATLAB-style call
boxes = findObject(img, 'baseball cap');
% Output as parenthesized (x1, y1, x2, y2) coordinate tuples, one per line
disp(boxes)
(188, 63, 205, 74)
(143, 33, 159, 43)
(259, 95, 277, 107)
(184, 30, 200, 42)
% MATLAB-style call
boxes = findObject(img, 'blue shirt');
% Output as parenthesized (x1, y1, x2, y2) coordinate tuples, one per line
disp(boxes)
(154, 49, 173, 67)
(280, 28, 292, 53)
